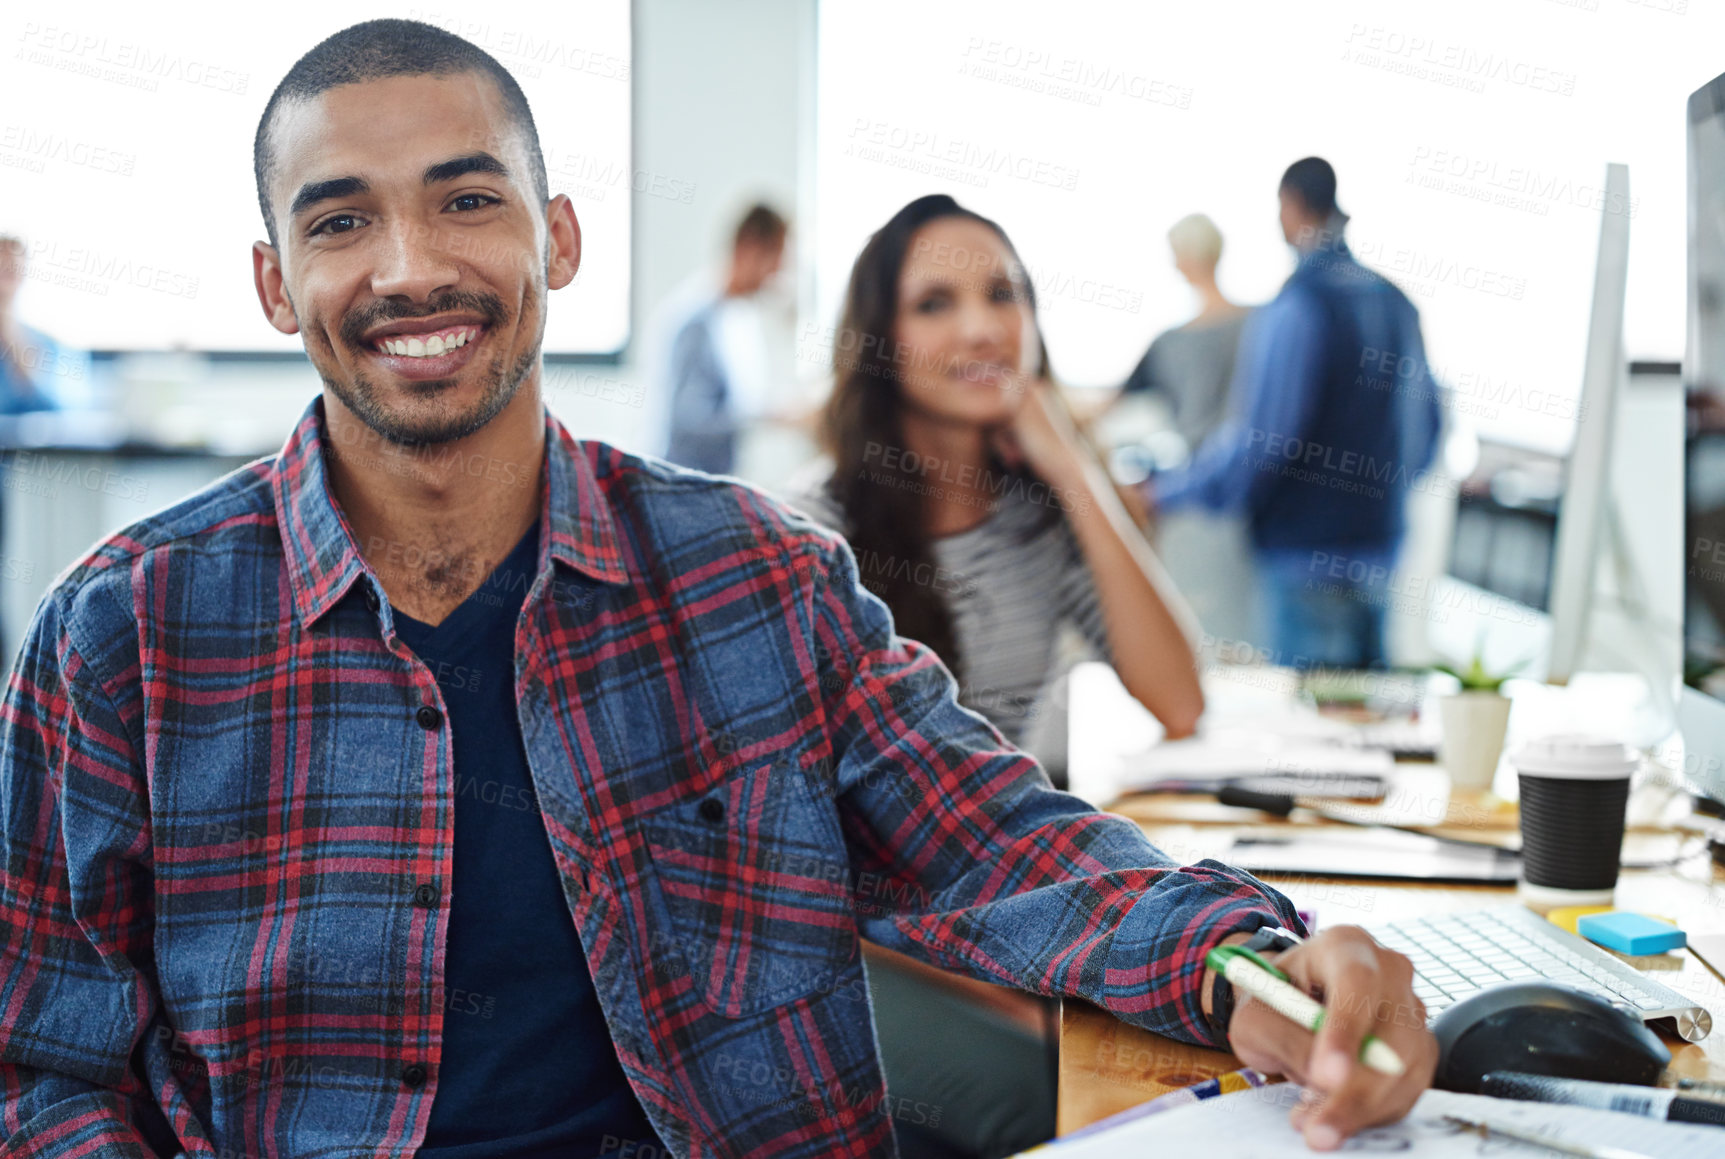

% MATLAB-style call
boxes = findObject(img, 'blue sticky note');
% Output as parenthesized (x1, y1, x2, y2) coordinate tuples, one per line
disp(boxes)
(1576, 911, 1686, 956)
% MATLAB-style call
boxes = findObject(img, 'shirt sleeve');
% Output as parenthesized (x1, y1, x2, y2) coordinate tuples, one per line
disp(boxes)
(666, 313, 735, 434)
(0, 328, 65, 416)
(1119, 336, 1162, 398)
(1396, 303, 1445, 478)
(0, 593, 164, 1156)
(1151, 290, 1331, 517)
(776, 486, 847, 537)
(806, 529, 1303, 1048)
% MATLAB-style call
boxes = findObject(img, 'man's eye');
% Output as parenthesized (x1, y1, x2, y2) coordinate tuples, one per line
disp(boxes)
(309, 214, 360, 237)
(451, 194, 500, 212)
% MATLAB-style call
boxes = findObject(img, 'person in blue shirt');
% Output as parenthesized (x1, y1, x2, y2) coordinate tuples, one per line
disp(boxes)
(660, 205, 788, 476)
(1144, 158, 1444, 670)
(0, 236, 71, 416)
(0, 234, 69, 672)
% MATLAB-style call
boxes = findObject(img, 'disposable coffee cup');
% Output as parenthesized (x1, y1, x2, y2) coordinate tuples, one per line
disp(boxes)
(1509, 734, 1639, 910)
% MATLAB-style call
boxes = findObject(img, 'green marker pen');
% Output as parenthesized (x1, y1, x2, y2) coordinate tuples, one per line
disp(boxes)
(1206, 945, 1407, 1077)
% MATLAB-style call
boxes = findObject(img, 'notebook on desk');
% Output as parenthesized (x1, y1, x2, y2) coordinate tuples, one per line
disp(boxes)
(1120, 730, 1394, 791)
(1133, 772, 1386, 800)
(1225, 829, 1521, 884)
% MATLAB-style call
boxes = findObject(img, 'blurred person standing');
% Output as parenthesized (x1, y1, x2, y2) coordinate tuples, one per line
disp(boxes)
(0, 235, 72, 674)
(1119, 214, 1248, 447)
(0, 237, 70, 415)
(659, 203, 788, 475)
(1115, 213, 1257, 645)
(1145, 159, 1443, 670)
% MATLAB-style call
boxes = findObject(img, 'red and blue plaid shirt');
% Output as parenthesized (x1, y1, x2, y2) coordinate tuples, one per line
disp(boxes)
(0, 397, 1301, 1158)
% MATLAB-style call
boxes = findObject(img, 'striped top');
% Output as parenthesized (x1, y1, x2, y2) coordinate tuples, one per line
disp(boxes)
(788, 481, 1112, 749)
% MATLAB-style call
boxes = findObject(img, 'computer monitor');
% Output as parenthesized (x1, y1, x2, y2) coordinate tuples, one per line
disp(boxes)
(1546, 162, 1632, 684)
(1680, 69, 1725, 809)
(1433, 164, 1631, 685)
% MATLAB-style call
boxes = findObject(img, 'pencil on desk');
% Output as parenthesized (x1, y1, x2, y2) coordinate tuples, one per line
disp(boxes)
(1206, 946, 1407, 1077)
(1440, 1114, 1656, 1159)
(1054, 1067, 1270, 1143)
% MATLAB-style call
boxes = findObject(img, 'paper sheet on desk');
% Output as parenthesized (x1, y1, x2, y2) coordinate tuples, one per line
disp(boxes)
(1227, 829, 1519, 883)
(1121, 731, 1394, 784)
(1023, 1083, 1723, 1157)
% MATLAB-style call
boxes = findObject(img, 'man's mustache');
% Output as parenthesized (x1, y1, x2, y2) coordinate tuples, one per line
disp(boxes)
(339, 292, 510, 347)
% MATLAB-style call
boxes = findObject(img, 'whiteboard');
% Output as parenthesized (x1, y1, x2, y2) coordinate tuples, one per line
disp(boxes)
(0, 1, 632, 355)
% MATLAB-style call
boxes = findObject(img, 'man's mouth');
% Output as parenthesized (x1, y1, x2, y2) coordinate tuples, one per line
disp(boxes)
(357, 315, 495, 382)
(370, 323, 486, 358)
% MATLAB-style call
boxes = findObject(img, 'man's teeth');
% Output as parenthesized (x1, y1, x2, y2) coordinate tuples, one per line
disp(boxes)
(377, 327, 479, 357)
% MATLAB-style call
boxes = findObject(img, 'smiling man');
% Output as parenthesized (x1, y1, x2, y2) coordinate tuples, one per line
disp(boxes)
(0, 19, 1435, 1159)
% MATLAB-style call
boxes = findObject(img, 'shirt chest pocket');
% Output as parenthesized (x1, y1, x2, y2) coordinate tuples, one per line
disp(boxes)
(643, 761, 858, 1018)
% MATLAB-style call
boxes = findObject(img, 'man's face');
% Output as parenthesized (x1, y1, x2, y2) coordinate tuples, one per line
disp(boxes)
(733, 236, 785, 296)
(254, 72, 579, 447)
(1279, 188, 1324, 249)
(1278, 189, 1303, 246)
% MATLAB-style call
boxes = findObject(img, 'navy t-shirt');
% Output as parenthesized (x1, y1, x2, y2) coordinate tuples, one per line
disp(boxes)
(394, 523, 663, 1158)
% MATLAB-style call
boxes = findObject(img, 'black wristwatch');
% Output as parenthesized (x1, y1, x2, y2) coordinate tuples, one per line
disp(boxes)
(1207, 925, 1302, 1048)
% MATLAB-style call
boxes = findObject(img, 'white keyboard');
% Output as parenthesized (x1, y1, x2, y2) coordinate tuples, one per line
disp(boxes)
(1361, 905, 1713, 1043)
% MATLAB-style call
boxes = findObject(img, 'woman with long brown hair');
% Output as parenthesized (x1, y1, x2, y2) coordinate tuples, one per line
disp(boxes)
(789, 194, 1207, 1159)
(798, 193, 1204, 753)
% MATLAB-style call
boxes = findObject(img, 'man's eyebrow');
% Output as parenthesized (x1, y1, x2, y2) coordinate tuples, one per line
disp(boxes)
(423, 152, 511, 186)
(290, 176, 370, 219)
(287, 154, 509, 220)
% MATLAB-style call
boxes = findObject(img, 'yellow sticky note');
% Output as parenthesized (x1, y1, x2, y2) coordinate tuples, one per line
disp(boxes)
(1548, 906, 1674, 935)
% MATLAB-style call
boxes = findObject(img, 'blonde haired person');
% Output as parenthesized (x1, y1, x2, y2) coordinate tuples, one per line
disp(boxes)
(1115, 212, 1257, 644)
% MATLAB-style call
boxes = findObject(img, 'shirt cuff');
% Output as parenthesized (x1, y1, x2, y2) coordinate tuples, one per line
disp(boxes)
(1101, 861, 1307, 1050)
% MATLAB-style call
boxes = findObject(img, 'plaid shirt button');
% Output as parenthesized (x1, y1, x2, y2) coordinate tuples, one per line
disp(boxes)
(698, 798, 725, 823)
(401, 1063, 428, 1088)
(362, 585, 380, 612)
(412, 882, 438, 907)
(415, 705, 443, 730)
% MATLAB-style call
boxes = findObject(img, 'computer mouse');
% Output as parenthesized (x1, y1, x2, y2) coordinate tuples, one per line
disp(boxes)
(1431, 982, 1671, 1092)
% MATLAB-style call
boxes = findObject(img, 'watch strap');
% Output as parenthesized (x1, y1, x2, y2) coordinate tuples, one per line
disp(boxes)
(1207, 925, 1302, 1048)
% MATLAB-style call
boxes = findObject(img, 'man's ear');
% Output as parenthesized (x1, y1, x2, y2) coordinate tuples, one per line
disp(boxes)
(253, 240, 300, 335)
(545, 194, 581, 291)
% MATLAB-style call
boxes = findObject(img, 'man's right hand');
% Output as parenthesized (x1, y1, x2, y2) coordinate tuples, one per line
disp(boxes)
(1222, 926, 1439, 1151)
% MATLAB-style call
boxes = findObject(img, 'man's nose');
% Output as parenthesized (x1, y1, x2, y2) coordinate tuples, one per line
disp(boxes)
(368, 217, 460, 303)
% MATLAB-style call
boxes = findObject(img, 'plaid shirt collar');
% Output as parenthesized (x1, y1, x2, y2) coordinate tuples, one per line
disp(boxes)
(270, 395, 631, 629)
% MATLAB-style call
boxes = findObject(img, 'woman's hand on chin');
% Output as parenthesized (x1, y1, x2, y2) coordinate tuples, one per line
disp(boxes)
(1003, 378, 1088, 485)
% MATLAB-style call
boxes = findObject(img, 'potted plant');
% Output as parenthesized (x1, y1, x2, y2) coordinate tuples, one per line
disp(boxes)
(1432, 650, 1526, 793)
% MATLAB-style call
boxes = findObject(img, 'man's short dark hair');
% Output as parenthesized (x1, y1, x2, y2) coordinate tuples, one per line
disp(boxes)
(1279, 156, 1340, 218)
(734, 204, 788, 250)
(254, 19, 550, 248)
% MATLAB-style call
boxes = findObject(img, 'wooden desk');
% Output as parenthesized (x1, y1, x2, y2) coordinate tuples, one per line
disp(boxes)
(1057, 815, 1725, 1136)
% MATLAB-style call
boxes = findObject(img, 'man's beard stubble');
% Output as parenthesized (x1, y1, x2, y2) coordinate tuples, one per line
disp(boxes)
(314, 279, 542, 448)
